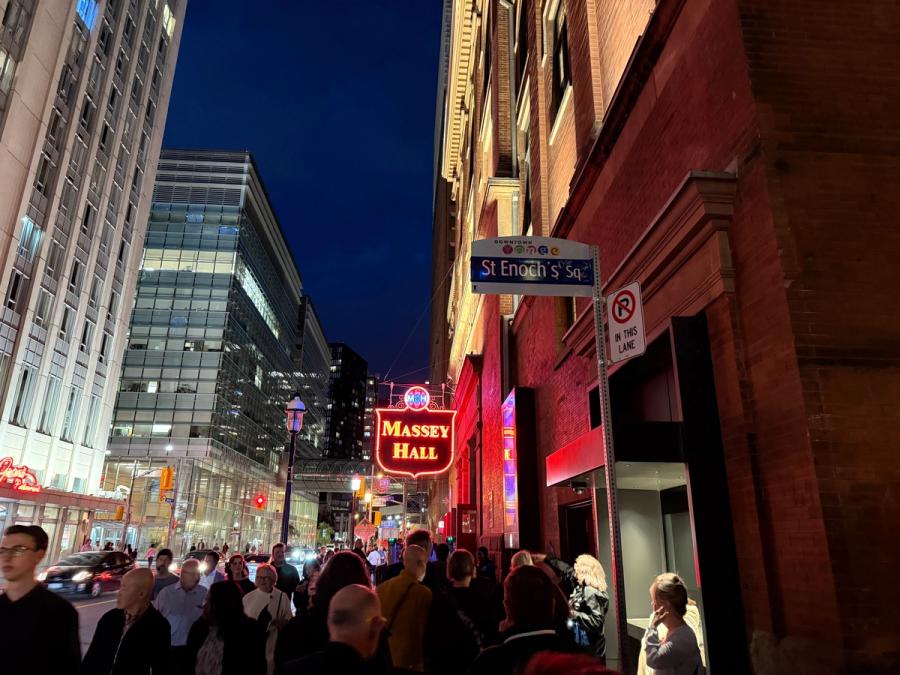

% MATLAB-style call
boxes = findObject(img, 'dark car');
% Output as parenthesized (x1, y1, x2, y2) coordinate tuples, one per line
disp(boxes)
(244, 553, 270, 582)
(42, 551, 134, 597)
(175, 549, 225, 575)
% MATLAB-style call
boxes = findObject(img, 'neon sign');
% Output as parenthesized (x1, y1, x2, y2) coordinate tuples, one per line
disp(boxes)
(501, 391, 518, 536)
(375, 387, 456, 479)
(0, 457, 42, 493)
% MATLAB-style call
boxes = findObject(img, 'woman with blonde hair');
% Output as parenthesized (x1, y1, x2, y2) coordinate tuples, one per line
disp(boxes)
(545, 552, 610, 659)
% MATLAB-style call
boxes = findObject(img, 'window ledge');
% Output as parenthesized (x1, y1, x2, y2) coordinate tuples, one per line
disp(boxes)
(548, 84, 573, 146)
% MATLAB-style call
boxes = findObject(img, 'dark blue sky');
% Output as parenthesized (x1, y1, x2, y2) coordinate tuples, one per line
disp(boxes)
(162, 1, 443, 380)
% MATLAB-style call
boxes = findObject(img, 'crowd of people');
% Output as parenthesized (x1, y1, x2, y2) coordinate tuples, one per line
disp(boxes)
(0, 524, 706, 675)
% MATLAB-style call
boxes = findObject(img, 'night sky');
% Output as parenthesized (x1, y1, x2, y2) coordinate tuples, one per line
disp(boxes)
(162, 1, 444, 381)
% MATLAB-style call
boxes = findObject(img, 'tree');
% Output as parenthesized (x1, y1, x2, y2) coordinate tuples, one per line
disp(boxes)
(316, 521, 335, 547)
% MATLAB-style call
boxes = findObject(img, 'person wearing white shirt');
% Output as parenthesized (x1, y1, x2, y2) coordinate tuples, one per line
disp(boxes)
(155, 557, 207, 671)
(367, 547, 383, 568)
(198, 551, 225, 589)
(243, 563, 292, 675)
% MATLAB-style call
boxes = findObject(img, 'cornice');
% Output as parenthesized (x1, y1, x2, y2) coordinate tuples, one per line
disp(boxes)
(441, 0, 479, 185)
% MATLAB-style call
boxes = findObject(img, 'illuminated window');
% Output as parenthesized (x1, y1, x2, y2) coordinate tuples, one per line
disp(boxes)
(17, 216, 43, 261)
(0, 46, 16, 100)
(162, 3, 176, 38)
(60, 387, 82, 441)
(236, 261, 280, 339)
(76, 0, 99, 30)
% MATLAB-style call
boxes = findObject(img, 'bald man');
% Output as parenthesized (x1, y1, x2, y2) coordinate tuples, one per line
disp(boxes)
(376, 545, 432, 672)
(82, 568, 172, 674)
(283, 584, 386, 675)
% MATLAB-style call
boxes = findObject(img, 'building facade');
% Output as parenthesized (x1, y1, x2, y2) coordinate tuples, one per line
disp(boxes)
(295, 296, 331, 460)
(432, 1, 900, 673)
(0, 0, 184, 563)
(324, 343, 368, 461)
(102, 149, 316, 554)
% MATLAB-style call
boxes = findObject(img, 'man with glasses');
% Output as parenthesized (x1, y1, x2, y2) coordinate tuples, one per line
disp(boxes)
(0, 524, 81, 674)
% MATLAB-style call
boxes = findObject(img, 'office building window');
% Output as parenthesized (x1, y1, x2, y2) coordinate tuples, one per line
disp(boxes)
(88, 275, 101, 308)
(0, 46, 15, 102)
(17, 216, 43, 261)
(38, 375, 62, 434)
(80, 320, 95, 353)
(34, 288, 53, 327)
(82, 394, 101, 447)
(9, 365, 37, 427)
(549, 1, 571, 121)
(60, 386, 82, 441)
(4, 270, 25, 312)
(59, 305, 75, 341)
(98, 332, 111, 363)
(46, 240, 64, 281)
(68, 260, 83, 294)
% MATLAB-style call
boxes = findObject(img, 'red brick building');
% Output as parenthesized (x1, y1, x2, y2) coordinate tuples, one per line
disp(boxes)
(431, 0, 900, 673)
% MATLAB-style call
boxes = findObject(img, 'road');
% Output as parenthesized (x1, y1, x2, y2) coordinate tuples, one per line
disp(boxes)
(72, 593, 117, 652)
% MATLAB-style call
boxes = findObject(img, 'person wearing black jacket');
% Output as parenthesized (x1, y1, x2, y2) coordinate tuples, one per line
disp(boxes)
(424, 549, 497, 675)
(545, 553, 610, 659)
(270, 543, 301, 609)
(81, 568, 172, 674)
(468, 566, 578, 675)
(0, 525, 81, 675)
(185, 580, 266, 675)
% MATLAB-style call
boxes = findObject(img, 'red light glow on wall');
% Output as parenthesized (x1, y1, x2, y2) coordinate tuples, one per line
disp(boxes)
(0, 457, 42, 493)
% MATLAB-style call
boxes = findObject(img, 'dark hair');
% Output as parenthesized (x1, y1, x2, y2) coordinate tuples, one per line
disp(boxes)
(157, 548, 173, 560)
(4, 525, 48, 552)
(447, 549, 474, 581)
(272, 542, 285, 551)
(405, 529, 432, 549)
(477, 546, 489, 558)
(302, 558, 321, 579)
(206, 581, 247, 639)
(435, 543, 450, 562)
(311, 551, 370, 615)
(205, 551, 220, 565)
(504, 566, 561, 630)
(225, 554, 247, 581)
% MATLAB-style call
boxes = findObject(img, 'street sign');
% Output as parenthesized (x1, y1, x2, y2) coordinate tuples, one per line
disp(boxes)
(607, 282, 646, 363)
(373, 496, 388, 507)
(164, 497, 175, 504)
(471, 236, 594, 296)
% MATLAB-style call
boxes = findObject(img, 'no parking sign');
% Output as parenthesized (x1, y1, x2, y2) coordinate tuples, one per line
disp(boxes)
(607, 282, 646, 363)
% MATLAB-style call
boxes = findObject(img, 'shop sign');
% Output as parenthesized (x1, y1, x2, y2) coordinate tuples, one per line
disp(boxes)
(375, 387, 456, 479)
(471, 236, 594, 297)
(0, 457, 42, 493)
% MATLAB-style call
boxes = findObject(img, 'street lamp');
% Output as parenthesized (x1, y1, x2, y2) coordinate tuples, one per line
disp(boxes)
(350, 474, 361, 545)
(282, 394, 306, 545)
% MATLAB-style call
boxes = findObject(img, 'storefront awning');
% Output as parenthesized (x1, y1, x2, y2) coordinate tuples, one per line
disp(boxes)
(545, 426, 605, 486)
(0, 485, 124, 511)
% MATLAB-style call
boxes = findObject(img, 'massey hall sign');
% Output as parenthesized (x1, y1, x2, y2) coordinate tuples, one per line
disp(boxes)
(375, 387, 456, 479)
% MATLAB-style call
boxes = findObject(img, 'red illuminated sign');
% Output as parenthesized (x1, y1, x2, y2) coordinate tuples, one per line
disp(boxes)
(0, 457, 42, 493)
(375, 388, 456, 479)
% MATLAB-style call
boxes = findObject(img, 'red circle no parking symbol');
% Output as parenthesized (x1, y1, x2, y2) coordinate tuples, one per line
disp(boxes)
(611, 289, 636, 324)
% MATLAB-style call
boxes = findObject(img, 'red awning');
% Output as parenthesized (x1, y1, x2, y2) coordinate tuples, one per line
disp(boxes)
(545, 425, 605, 486)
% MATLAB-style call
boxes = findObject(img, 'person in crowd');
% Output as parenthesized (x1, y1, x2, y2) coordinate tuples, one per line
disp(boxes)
(366, 543, 384, 570)
(642, 573, 704, 675)
(190, 544, 197, 553)
(185, 581, 266, 675)
(146, 542, 158, 567)
(153, 548, 180, 599)
(274, 550, 371, 669)
(377, 544, 432, 672)
(475, 546, 497, 583)
(104, 541, 114, 551)
(524, 652, 622, 675)
(544, 553, 609, 659)
(242, 564, 293, 675)
(82, 568, 172, 674)
(380, 529, 444, 592)
(125, 544, 137, 560)
(270, 542, 301, 609)
(200, 551, 225, 588)
(511, 550, 534, 568)
(424, 548, 497, 674)
(294, 557, 321, 617)
(0, 525, 81, 674)
(80, 536, 93, 552)
(283, 584, 386, 675)
(155, 558, 207, 671)
(352, 537, 368, 564)
(226, 553, 255, 595)
(95, 539, 101, 550)
(199, 540, 206, 549)
(222, 542, 229, 557)
(468, 565, 578, 675)
(435, 543, 450, 568)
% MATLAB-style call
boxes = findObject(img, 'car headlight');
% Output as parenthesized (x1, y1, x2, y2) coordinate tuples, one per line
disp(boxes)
(38, 572, 47, 581)
(73, 571, 92, 582)
(305, 553, 317, 561)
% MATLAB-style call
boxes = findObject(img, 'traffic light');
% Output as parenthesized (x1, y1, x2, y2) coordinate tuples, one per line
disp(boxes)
(114, 505, 124, 520)
(158, 466, 174, 501)
(374, 511, 382, 526)
(254, 493, 267, 509)
(357, 477, 366, 499)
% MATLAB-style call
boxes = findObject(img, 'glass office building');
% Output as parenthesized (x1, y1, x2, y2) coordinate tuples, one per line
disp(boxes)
(101, 149, 317, 554)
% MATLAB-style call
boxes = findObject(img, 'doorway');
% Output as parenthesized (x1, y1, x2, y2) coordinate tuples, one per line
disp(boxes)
(559, 499, 596, 562)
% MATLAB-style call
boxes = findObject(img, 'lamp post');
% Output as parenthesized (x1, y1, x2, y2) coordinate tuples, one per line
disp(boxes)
(282, 394, 306, 545)
(350, 473, 361, 546)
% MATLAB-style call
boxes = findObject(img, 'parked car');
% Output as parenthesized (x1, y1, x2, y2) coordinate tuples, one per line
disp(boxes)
(244, 553, 270, 582)
(41, 551, 134, 598)
(175, 549, 225, 575)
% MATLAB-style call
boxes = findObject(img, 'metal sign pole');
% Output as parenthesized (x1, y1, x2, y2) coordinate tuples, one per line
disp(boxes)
(591, 245, 629, 669)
